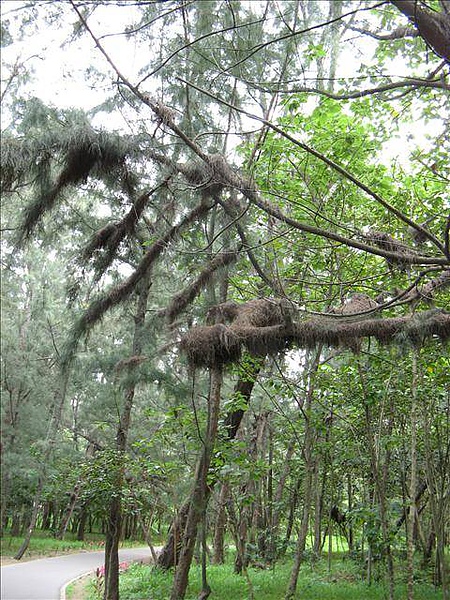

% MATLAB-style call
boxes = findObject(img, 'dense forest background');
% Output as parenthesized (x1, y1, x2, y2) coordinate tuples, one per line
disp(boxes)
(1, 1, 449, 599)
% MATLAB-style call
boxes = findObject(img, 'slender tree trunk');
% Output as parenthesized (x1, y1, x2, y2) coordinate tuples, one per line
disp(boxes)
(407, 352, 418, 600)
(199, 507, 211, 599)
(285, 348, 321, 600)
(103, 273, 151, 600)
(285, 466, 314, 600)
(170, 366, 223, 600)
(234, 411, 267, 572)
(347, 475, 354, 552)
(283, 475, 301, 553)
(134, 509, 158, 563)
(268, 436, 295, 560)
(77, 503, 88, 541)
(157, 360, 262, 569)
(56, 482, 81, 540)
(312, 461, 323, 556)
(226, 493, 255, 600)
(13, 480, 44, 560)
(212, 482, 229, 564)
(14, 373, 69, 560)
(359, 360, 395, 600)
(422, 382, 449, 599)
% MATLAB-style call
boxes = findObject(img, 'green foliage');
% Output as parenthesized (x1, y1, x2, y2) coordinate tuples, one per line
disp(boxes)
(1, 2, 449, 597)
(84, 555, 445, 600)
(1, 531, 108, 560)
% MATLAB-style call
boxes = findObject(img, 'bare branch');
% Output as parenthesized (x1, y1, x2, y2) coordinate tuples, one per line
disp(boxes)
(250, 77, 449, 99)
(348, 24, 419, 40)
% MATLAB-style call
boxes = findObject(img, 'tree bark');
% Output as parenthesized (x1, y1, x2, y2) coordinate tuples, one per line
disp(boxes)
(157, 360, 262, 569)
(169, 366, 222, 600)
(391, 0, 450, 62)
(103, 272, 151, 600)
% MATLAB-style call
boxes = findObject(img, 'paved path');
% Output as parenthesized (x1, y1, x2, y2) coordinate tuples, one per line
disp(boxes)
(1, 547, 153, 600)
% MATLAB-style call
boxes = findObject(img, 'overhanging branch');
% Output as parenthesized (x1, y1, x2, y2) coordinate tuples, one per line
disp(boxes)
(180, 299, 450, 368)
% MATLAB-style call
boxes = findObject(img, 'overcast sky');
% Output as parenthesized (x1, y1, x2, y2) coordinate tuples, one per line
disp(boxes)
(1, 1, 445, 168)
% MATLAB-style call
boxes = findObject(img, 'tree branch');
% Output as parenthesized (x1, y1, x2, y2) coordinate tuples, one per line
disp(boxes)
(250, 77, 449, 99)
(348, 23, 418, 40)
(177, 77, 447, 258)
(390, 0, 450, 62)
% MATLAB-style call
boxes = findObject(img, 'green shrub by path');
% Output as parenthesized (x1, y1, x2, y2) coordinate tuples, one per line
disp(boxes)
(89, 558, 444, 600)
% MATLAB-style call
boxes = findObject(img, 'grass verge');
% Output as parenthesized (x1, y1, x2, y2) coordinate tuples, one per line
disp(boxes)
(0, 531, 143, 563)
(84, 556, 444, 600)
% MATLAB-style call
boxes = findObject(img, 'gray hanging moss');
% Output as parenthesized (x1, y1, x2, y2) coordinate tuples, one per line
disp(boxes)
(0, 125, 140, 242)
(180, 299, 450, 368)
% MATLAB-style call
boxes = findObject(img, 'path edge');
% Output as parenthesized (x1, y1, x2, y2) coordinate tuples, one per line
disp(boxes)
(60, 571, 91, 600)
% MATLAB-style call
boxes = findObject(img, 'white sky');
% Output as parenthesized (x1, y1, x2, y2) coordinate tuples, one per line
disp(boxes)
(1, 0, 447, 167)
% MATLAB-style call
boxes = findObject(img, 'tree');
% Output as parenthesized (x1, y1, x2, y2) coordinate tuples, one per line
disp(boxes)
(1, 1, 449, 598)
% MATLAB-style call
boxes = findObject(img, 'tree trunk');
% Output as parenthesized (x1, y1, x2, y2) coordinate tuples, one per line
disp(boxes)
(14, 372, 69, 560)
(212, 482, 229, 564)
(359, 360, 395, 600)
(103, 272, 151, 600)
(234, 410, 268, 572)
(285, 466, 314, 600)
(77, 503, 88, 541)
(170, 366, 222, 600)
(283, 475, 301, 553)
(347, 475, 354, 552)
(157, 360, 263, 569)
(312, 460, 322, 556)
(268, 437, 296, 559)
(407, 352, 418, 600)
(14, 480, 44, 560)
(40, 501, 52, 531)
(422, 381, 449, 598)
(103, 493, 122, 600)
(137, 513, 158, 563)
(285, 348, 321, 600)
(56, 483, 81, 540)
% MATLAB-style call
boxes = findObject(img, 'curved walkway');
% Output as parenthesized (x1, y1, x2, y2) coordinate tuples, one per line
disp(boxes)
(1, 547, 153, 600)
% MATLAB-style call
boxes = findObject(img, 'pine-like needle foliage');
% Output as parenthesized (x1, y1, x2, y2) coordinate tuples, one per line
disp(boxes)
(2, 123, 140, 242)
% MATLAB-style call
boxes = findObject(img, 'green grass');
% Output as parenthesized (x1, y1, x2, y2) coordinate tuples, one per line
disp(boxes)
(0, 530, 143, 561)
(84, 556, 444, 600)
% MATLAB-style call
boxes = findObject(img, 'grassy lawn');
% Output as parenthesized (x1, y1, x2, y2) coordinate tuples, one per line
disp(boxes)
(0, 531, 141, 562)
(84, 556, 443, 600)
(2, 534, 444, 600)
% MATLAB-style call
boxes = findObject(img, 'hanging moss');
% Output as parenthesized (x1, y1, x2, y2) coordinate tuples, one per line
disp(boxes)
(180, 299, 450, 368)
(180, 324, 242, 367)
(62, 202, 210, 368)
(165, 250, 239, 323)
(5, 126, 139, 242)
